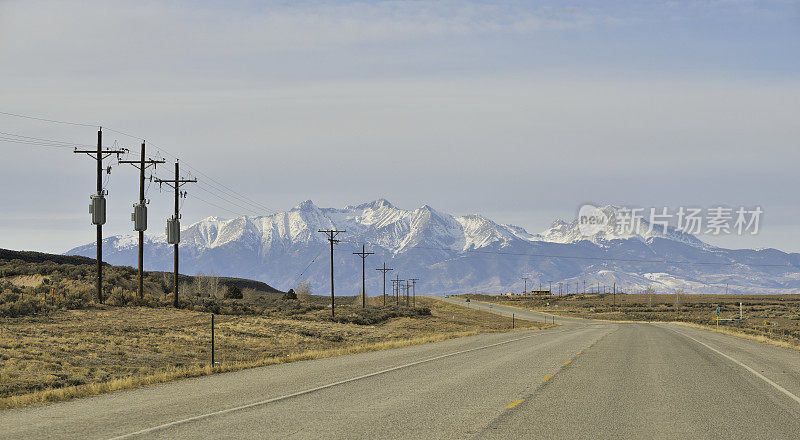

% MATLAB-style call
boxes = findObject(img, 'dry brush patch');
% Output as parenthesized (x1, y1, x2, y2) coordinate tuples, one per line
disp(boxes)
(461, 293, 800, 348)
(0, 297, 542, 410)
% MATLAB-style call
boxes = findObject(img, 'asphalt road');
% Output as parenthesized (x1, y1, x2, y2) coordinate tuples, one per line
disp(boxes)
(2, 298, 800, 439)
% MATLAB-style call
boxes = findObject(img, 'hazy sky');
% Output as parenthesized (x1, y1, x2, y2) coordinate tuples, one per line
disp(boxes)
(1, 0, 799, 253)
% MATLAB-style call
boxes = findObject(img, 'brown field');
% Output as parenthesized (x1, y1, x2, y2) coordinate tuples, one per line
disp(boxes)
(460, 292, 800, 348)
(0, 296, 547, 409)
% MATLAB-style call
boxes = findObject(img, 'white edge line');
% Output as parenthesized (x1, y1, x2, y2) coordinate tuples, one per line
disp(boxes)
(106, 331, 548, 439)
(669, 326, 800, 406)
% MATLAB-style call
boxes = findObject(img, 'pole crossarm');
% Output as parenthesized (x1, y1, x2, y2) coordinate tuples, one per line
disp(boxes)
(118, 159, 165, 168)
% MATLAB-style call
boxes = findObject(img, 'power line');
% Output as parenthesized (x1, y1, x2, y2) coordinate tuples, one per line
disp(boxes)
(2, 109, 278, 215)
(0, 110, 97, 127)
(0, 131, 93, 147)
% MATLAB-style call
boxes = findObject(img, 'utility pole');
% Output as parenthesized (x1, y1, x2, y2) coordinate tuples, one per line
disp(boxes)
(613, 282, 616, 311)
(583, 280, 586, 294)
(74, 128, 125, 304)
(558, 282, 563, 296)
(352, 244, 374, 308)
(394, 276, 403, 306)
(522, 277, 529, 294)
(405, 280, 411, 306)
(376, 263, 393, 306)
(154, 161, 196, 308)
(318, 229, 345, 316)
(548, 281, 553, 295)
(409, 278, 419, 307)
(118, 141, 164, 299)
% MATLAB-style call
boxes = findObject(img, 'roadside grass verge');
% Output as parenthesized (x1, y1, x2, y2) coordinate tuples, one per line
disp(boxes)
(669, 321, 800, 352)
(0, 330, 476, 410)
(0, 296, 544, 410)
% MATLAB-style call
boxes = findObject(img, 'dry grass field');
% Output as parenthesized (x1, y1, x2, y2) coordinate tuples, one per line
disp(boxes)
(460, 292, 800, 348)
(0, 295, 546, 409)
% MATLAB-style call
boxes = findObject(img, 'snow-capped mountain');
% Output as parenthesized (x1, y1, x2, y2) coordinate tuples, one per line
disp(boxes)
(66, 200, 800, 295)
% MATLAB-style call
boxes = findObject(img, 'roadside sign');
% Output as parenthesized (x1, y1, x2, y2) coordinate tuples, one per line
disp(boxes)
(716, 306, 720, 316)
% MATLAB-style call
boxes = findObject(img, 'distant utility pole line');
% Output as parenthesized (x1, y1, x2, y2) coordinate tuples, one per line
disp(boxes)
(405, 280, 411, 307)
(318, 229, 345, 317)
(394, 275, 403, 306)
(73, 128, 126, 304)
(613, 282, 616, 311)
(376, 262, 393, 306)
(352, 244, 374, 308)
(118, 141, 164, 299)
(409, 278, 419, 307)
(154, 161, 196, 308)
(522, 277, 529, 294)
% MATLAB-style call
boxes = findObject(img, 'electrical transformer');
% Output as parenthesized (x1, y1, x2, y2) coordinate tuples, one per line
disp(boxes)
(89, 194, 106, 226)
(166, 217, 180, 244)
(131, 203, 147, 231)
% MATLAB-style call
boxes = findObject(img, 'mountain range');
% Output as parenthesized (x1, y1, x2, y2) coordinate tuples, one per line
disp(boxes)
(66, 199, 800, 295)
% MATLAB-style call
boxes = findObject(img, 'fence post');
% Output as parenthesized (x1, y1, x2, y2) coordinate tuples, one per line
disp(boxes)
(211, 313, 215, 367)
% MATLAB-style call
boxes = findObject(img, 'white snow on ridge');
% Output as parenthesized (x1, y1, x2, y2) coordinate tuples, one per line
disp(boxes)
(117, 200, 712, 254)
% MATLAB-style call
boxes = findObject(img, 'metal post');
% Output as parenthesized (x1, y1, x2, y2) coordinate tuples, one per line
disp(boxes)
(211, 313, 215, 366)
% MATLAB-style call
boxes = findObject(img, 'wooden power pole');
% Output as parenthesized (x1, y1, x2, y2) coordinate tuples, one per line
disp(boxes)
(376, 262, 393, 306)
(154, 161, 196, 307)
(409, 278, 419, 307)
(318, 229, 345, 316)
(352, 244, 374, 308)
(73, 128, 125, 304)
(118, 141, 164, 299)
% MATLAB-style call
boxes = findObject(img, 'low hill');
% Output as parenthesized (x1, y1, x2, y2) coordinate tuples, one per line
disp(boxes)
(0, 248, 283, 294)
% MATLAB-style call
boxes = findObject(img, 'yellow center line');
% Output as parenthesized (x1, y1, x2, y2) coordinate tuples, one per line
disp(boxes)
(542, 374, 554, 382)
(585, 345, 591, 348)
(562, 360, 571, 365)
(576, 351, 582, 354)
(505, 400, 524, 409)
